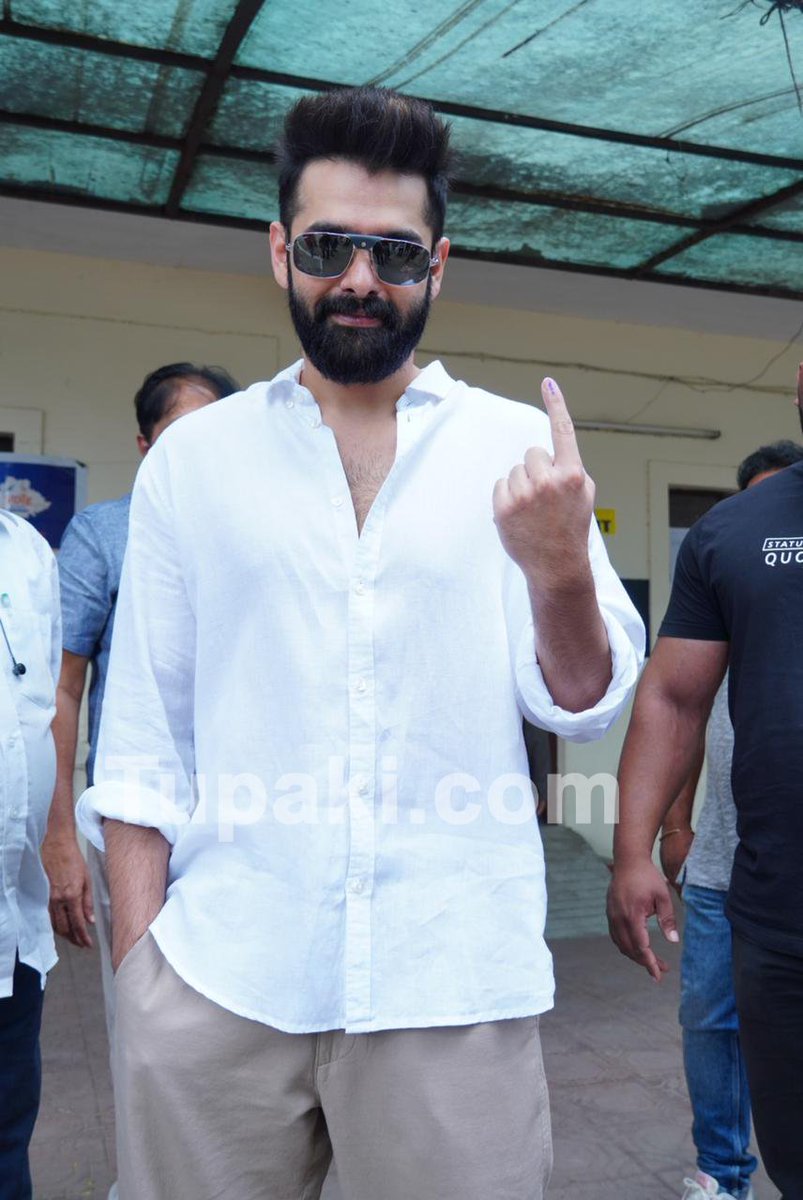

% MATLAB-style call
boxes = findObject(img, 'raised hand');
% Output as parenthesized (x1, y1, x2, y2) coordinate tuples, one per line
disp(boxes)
(493, 376, 612, 715)
(493, 377, 595, 586)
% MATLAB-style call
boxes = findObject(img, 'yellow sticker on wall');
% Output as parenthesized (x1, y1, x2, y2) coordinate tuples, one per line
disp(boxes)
(595, 508, 616, 535)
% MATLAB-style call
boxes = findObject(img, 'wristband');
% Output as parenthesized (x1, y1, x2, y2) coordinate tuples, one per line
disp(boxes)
(659, 827, 691, 843)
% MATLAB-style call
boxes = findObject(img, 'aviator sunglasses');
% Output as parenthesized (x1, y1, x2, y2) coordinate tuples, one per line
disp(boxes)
(287, 231, 440, 287)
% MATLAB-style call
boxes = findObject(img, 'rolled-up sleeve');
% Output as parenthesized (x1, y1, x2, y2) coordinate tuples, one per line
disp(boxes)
(76, 445, 196, 850)
(58, 513, 111, 656)
(511, 517, 645, 742)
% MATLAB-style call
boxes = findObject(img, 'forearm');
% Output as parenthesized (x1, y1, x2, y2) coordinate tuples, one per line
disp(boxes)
(658, 736, 705, 885)
(528, 568, 612, 712)
(46, 687, 82, 835)
(615, 684, 707, 866)
(104, 819, 170, 967)
(661, 733, 706, 838)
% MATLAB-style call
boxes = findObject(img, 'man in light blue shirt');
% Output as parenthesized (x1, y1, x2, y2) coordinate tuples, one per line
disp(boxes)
(0, 511, 61, 1200)
(41, 362, 238, 1048)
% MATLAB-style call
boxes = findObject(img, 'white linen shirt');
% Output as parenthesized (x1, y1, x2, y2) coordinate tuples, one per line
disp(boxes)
(78, 361, 644, 1033)
(0, 511, 60, 997)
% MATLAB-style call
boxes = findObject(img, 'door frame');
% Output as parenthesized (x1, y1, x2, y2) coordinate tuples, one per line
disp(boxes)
(0, 407, 43, 455)
(648, 459, 736, 646)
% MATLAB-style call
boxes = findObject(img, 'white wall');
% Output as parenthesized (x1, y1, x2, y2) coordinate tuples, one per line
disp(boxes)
(1, 222, 801, 857)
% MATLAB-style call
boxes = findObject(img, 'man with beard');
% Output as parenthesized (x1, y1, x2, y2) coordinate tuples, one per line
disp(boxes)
(608, 376, 803, 1197)
(78, 86, 643, 1200)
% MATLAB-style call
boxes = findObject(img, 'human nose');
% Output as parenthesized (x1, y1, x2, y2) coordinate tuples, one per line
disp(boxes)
(338, 246, 381, 296)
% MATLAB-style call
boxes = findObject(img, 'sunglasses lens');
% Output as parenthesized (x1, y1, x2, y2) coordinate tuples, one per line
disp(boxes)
(373, 239, 432, 285)
(292, 233, 353, 278)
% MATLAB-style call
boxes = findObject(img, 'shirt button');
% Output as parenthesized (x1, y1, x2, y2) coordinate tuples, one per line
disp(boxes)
(331, 496, 344, 509)
(309, 416, 321, 429)
(285, 398, 295, 409)
(354, 579, 365, 595)
(348, 877, 365, 894)
(354, 677, 367, 694)
(357, 780, 370, 796)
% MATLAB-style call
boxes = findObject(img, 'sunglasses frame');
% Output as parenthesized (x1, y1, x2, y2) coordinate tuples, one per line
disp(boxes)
(287, 231, 440, 288)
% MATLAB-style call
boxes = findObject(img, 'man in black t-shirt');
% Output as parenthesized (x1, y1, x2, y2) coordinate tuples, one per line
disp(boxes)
(607, 377, 803, 1199)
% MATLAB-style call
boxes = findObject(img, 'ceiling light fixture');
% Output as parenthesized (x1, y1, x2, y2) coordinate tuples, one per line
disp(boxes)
(574, 420, 721, 440)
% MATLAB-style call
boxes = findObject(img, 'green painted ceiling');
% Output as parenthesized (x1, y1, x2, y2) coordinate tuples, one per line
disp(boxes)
(1, 0, 803, 298)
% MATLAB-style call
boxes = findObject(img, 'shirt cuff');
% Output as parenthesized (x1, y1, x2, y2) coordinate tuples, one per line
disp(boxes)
(76, 781, 187, 851)
(515, 609, 640, 743)
(61, 634, 99, 657)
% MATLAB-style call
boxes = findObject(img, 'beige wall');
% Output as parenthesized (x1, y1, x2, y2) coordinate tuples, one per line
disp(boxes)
(1, 242, 800, 855)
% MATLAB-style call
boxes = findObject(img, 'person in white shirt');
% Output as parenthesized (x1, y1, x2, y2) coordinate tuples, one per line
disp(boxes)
(78, 85, 644, 1200)
(0, 511, 60, 1200)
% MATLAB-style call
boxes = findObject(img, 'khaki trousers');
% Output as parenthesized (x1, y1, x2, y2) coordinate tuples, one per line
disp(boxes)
(113, 933, 552, 1200)
(86, 843, 115, 1048)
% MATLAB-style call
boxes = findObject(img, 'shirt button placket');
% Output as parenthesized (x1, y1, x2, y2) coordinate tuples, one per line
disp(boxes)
(343, 524, 382, 1031)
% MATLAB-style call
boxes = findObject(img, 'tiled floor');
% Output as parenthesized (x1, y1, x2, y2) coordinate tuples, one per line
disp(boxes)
(30, 833, 778, 1199)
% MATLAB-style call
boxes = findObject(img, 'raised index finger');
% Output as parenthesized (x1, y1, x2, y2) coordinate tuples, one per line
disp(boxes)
(541, 376, 582, 468)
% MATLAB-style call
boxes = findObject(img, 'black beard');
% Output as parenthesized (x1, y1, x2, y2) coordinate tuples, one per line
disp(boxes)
(287, 270, 431, 385)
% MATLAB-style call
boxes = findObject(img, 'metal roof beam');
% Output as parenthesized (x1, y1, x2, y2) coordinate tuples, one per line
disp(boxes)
(452, 180, 700, 229)
(635, 176, 803, 274)
(2, 181, 802, 305)
(164, 0, 267, 216)
(0, 109, 183, 152)
(2, 17, 803, 173)
(4, 109, 803, 246)
(0, 16, 209, 72)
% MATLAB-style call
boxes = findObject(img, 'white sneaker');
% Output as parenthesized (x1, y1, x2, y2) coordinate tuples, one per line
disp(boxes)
(682, 1171, 738, 1200)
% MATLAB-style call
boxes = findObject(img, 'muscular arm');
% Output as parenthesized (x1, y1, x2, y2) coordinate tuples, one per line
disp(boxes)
(607, 635, 727, 979)
(104, 820, 170, 972)
(41, 651, 95, 947)
(659, 732, 706, 893)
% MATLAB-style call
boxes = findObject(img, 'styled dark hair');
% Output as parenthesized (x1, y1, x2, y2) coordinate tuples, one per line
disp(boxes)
(737, 439, 803, 490)
(134, 362, 240, 443)
(277, 86, 451, 242)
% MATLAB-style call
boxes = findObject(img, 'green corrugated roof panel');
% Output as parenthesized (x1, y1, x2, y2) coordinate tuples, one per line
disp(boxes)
(391, 1, 795, 154)
(208, 80, 308, 152)
(657, 233, 803, 292)
(0, 124, 179, 205)
(2, 0, 803, 299)
(447, 196, 686, 270)
(678, 91, 803, 161)
(11, 0, 235, 58)
(181, 154, 277, 220)
(237, 0, 798, 154)
(446, 115, 798, 221)
(747, 194, 803, 234)
(0, 41, 204, 139)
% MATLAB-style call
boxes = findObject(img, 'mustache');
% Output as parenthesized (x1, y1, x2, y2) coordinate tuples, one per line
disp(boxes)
(313, 294, 398, 327)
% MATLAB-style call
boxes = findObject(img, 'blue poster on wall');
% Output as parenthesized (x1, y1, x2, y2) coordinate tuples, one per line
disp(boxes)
(0, 455, 88, 549)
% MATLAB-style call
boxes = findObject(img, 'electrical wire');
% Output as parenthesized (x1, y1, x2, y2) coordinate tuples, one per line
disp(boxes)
(422, 341, 800, 401)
